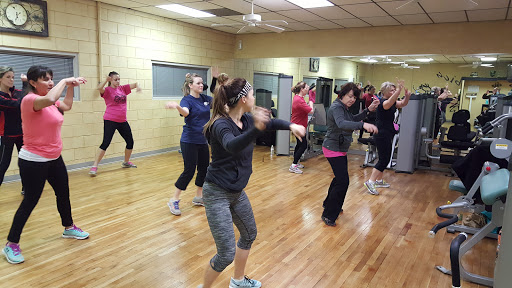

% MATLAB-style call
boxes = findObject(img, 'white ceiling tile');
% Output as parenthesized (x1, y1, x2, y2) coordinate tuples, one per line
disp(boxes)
(331, 18, 370, 27)
(209, 17, 245, 25)
(303, 20, 344, 29)
(209, 0, 269, 14)
(394, 13, 432, 25)
(429, 11, 467, 23)
(276, 9, 325, 21)
(329, 0, 374, 4)
(134, 6, 192, 19)
(361, 16, 400, 26)
(446, 56, 466, 63)
(163, 0, 201, 4)
(284, 22, 317, 31)
(100, 0, 148, 8)
(377, 1, 424, 16)
(257, 12, 298, 23)
(179, 18, 216, 26)
(211, 25, 241, 33)
(420, 0, 506, 13)
(309, 6, 355, 19)
(252, 0, 300, 11)
(182, 2, 224, 10)
(467, 8, 507, 21)
(341, 3, 388, 18)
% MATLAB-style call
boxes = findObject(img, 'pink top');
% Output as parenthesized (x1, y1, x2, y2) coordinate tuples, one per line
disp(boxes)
(291, 95, 312, 128)
(308, 90, 316, 104)
(21, 93, 63, 158)
(102, 84, 131, 123)
(322, 146, 347, 158)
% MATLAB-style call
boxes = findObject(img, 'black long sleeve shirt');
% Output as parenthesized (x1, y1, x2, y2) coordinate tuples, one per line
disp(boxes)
(205, 113, 290, 193)
(0, 86, 23, 137)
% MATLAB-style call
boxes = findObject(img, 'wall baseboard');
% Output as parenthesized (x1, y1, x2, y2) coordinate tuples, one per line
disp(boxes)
(2, 146, 180, 184)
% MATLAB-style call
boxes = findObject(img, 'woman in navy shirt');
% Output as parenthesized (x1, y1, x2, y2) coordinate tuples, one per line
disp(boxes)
(165, 73, 212, 216)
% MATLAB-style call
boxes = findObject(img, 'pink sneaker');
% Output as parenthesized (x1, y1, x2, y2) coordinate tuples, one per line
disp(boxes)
(89, 167, 97, 177)
(122, 162, 137, 168)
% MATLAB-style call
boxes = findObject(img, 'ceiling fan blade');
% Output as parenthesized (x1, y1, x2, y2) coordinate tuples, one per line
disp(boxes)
(257, 24, 285, 33)
(468, 0, 478, 6)
(237, 26, 248, 34)
(259, 20, 288, 25)
(211, 23, 244, 27)
(396, 0, 419, 9)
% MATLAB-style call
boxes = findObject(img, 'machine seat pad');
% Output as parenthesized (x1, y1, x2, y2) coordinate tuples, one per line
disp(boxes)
(440, 141, 474, 150)
(449, 180, 468, 194)
(358, 137, 375, 145)
(481, 168, 510, 205)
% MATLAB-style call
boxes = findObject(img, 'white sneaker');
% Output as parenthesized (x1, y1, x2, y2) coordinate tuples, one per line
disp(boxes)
(374, 180, 390, 188)
(296, 163, 304, 169)
(289, 164, 303, 174)
(364, 181, 379, 195)
(167, 200, 181, 215)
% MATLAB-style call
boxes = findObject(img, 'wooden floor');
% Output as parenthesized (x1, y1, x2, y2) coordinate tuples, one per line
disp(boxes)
(0, 146, 496, 288)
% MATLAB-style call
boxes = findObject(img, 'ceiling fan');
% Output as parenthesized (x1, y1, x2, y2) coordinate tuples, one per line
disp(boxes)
(397, 0, 478, 9)
(211, 0, 288, 33)
(390, 62, 420, 69)
(459, 62, 494, 68)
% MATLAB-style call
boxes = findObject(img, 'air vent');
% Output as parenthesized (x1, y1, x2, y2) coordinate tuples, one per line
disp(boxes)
(204, 8, 243, 17)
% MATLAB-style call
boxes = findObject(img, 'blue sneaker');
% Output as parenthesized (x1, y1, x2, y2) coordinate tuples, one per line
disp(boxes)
(62, 225, 89, 240)
(229, 276, 262, 288)
(3, 243, 24, 264)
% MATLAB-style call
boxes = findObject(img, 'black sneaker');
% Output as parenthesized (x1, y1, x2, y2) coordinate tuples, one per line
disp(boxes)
(321, 216, 336, 227)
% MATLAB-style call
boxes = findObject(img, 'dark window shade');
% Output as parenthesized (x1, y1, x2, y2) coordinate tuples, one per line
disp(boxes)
(0, 51, 75, 98)
(152, 64, 208, 99)
(253, 73, 278, 98)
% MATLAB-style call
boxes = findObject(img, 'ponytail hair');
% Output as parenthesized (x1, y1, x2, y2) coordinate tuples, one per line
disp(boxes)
(108, 71, 119, 87)
(182, 73, 202, 96)
(291, 81, 306, 94)
(203, 78, 250, 137)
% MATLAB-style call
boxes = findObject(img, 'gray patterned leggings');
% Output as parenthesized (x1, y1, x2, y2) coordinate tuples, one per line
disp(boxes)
(203, 181, 257, 272)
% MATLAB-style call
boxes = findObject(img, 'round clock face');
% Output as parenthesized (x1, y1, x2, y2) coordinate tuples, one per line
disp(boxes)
(6, 3, 28, 26)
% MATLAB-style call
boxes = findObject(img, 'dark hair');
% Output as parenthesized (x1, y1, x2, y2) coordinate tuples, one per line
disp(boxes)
(203, 78, 248, 136)
(26, 65, 53, 93)
(108, 71, 119, 87)
(337, 82, 359, 99)
(291, 81, 306, 94)
(440, 88, 446, 94)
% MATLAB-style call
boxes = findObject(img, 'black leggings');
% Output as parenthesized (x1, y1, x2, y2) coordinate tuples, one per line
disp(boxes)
(8, 156, 73, 243)
(99, 120, 134, 150)
(293, 137, 308, 164)
(0, 136, 23, 185)
(322, 156, 349, 221)
(374, 132, 394, 172)
(175, 142, 210, 191)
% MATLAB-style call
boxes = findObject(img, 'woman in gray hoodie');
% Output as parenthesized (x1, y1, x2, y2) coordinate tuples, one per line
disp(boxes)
(321, 82, 379, 226)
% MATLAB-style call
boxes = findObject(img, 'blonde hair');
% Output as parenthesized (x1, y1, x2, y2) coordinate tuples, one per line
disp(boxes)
(380, 81, 396, 94)
(182, 73, 202, 96)
(217, 73, 229, 85)
(0, 66, 13, 78)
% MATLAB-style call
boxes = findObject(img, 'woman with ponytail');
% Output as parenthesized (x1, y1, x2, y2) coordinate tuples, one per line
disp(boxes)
(89, 71, 141, 176)
(165, 73, 212, 215)
(197, 78, 305, 288)
(289, 81, 314, 174)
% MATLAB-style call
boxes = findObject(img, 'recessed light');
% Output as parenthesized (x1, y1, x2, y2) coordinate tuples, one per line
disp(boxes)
(415, 58, 433, 62)
(480, 57, 497, 62)
(156, 4, 216, 18)
(286, 0, 334, 9)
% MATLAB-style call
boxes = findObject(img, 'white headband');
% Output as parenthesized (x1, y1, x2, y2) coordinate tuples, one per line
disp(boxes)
(229, 81, 252, 105)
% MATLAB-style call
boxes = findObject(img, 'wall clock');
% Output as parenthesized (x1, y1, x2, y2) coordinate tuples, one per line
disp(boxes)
(0, 0, 48, 37)
(310, 58, 320, 72)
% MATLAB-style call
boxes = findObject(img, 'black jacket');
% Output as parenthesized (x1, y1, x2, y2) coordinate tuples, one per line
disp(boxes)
(0, 86, 23, 137)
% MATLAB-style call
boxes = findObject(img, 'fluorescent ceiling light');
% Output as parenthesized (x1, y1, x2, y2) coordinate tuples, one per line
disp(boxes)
(360, 58, 378, 63)
(156, 4, 216, 17)
(286, 0, 334, 8)
(415, 58, 433, 62)
(480, 57, 497, 61)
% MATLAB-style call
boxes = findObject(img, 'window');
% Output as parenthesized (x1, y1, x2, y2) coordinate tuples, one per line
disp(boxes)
(303, 77, 317, 87)
(152, 62, 209, 99)
(334, 79, 348, 91)
(0, 48, 78, 99)
(253, 73, 278, 98)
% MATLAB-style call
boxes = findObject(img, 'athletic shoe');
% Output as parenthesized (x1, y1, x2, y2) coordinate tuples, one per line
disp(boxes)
(364, 181, 379, 195)
(122, 162, 137, 168)
(168, 200, 181, 216)
(296, 163, 304, 169)
(289, 164, 303, 174)
(229, 276, 262, 288)
(62, 225, 90, 240)
(192, 197, 204, 206)
(321, 216, 336, 227)
(89, 167, 97, 177)
(21, 189, 25, 195)
(3, 243, 24, 264)
(374, 180, 390, 188)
